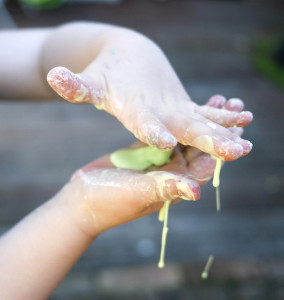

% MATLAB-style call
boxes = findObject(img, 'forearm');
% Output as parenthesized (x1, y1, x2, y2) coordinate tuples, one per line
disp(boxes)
(0, 22, 113, 100)
(0, 28, 52, 100)
(0, 146, 202, 298)
(0, 185, 93, 299)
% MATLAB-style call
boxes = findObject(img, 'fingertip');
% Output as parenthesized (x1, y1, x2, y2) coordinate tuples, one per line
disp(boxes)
(172, 176, 201, 201)
(235, 111, 253, 127)
(47, 66, 81, 102)
(156, 131, 178, 150)
(240, 140, 253, 156)
(225, 98, 244, 112)
(47, 66, 74, 90)
(188, 154, 216, 185)
(147, 172, 200, 201)
(189, 180, 201, 201)
(206, 94, 226, 108)
(228, 127, 244, 136)
(47, 66, 102, 104)
(215, 142, 244, 161)
(137, 118, 177, 150)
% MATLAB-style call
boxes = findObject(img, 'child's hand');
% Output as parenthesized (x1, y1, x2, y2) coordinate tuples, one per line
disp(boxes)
(64, 155, 199, 238)
(62, 93, 245, 237)
(46, 25, 253, 161)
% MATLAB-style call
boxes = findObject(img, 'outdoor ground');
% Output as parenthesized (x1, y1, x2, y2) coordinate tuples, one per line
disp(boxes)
(1, 0, 284, 299)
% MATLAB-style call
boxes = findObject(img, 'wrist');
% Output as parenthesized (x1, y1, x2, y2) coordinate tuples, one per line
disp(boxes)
(53, 178, 103, 240)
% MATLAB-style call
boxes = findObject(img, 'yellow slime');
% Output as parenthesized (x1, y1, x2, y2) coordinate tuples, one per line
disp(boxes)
(201, 255, 214, 279)
(158, 200, 172, 269)
(212, 157, 222, 211)
(110, 145, 173, 268)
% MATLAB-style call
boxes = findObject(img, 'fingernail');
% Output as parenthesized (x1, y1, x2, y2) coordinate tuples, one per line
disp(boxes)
(236, 111, 253, 126)
(47, 67, 103, 104)
(227, 98, 244, 110)
(241, 140, 253, 156)
(146, 171, 199, 201)
(215, 141, 243, 161)
(159, 131, 177, 150)
(207, 95, 226, 108)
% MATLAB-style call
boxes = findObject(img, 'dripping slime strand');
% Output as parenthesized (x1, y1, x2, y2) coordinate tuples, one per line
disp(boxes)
(201, 255, 214, 279)
(158, 200, 172, 268)
(212, 157, 222, 211)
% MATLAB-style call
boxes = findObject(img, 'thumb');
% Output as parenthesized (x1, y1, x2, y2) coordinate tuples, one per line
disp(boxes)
(145, 171, 200, 202)
(47, 66, 104, 107)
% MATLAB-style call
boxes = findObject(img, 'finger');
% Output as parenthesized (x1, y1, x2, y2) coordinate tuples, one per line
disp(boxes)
(187, 153, 218, 186)
(229, 126, 244, 136)
(145, 171, 200, 202)
(203, 95, 248, 157)
(205, 96, 249, 154)
(167, 114, 252, 161)
(184, 93, 236, 162)
(71, 168, 200, 235)
(47, 66, 104, 106)
(183, 146, 203, 162)
(194, 104, 253, 127)
(75, 167, 200, 203)
(122, 110, 177, 150)
(206, 94, 226, 108)
(72, 143, 200, 201)
(224, 98, 244, 112)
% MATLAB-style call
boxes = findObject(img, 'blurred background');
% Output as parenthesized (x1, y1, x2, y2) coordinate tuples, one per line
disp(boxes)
(0, 0, 284, 299)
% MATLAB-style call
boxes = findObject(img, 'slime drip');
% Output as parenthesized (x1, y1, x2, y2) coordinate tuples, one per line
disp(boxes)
(212, 157, 222, 211)
(158, 200, 172, 269)
(110, 145, 174, 268)
(158, 202, 166, 222)
(201, 255, 214, 279)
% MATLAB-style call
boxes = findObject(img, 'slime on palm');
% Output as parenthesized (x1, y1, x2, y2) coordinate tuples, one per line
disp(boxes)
(110, 145, 222, 270)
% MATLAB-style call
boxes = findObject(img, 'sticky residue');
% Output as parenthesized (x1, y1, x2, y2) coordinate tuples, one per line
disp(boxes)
(212, 157, 222, 188)
(74, 84, 88, 102)
(158, 200, 172, 269)
(146, 171, 195, 201)
(212, 157, 222, 211)
(146, 171, 197, 269)
(158, 202, 166, 222)
(192, 135, 215, 154)
(201, 255, 214, 279)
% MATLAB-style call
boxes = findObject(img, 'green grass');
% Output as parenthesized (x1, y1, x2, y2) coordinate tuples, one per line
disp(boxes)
(253, 37, 284, 90)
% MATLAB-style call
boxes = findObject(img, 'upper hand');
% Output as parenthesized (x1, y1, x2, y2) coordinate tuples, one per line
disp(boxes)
(47, 27, 253, 161)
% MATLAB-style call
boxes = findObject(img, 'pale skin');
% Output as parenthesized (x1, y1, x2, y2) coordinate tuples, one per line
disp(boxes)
(0, 21, 253, 160)
(0, 22, 251, 298)
(0, 96, 244, 299)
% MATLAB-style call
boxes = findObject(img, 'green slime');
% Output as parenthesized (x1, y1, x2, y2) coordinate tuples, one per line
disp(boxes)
(110, 146, 172, 171)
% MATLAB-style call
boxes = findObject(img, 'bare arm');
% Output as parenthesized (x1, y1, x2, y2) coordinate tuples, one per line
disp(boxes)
(0, 28, 52, 99)
(0, 22, 110, 99)
(0, 191, 93, 299)
(0, 144, 204, 299)
(0, 22, 253, 159)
